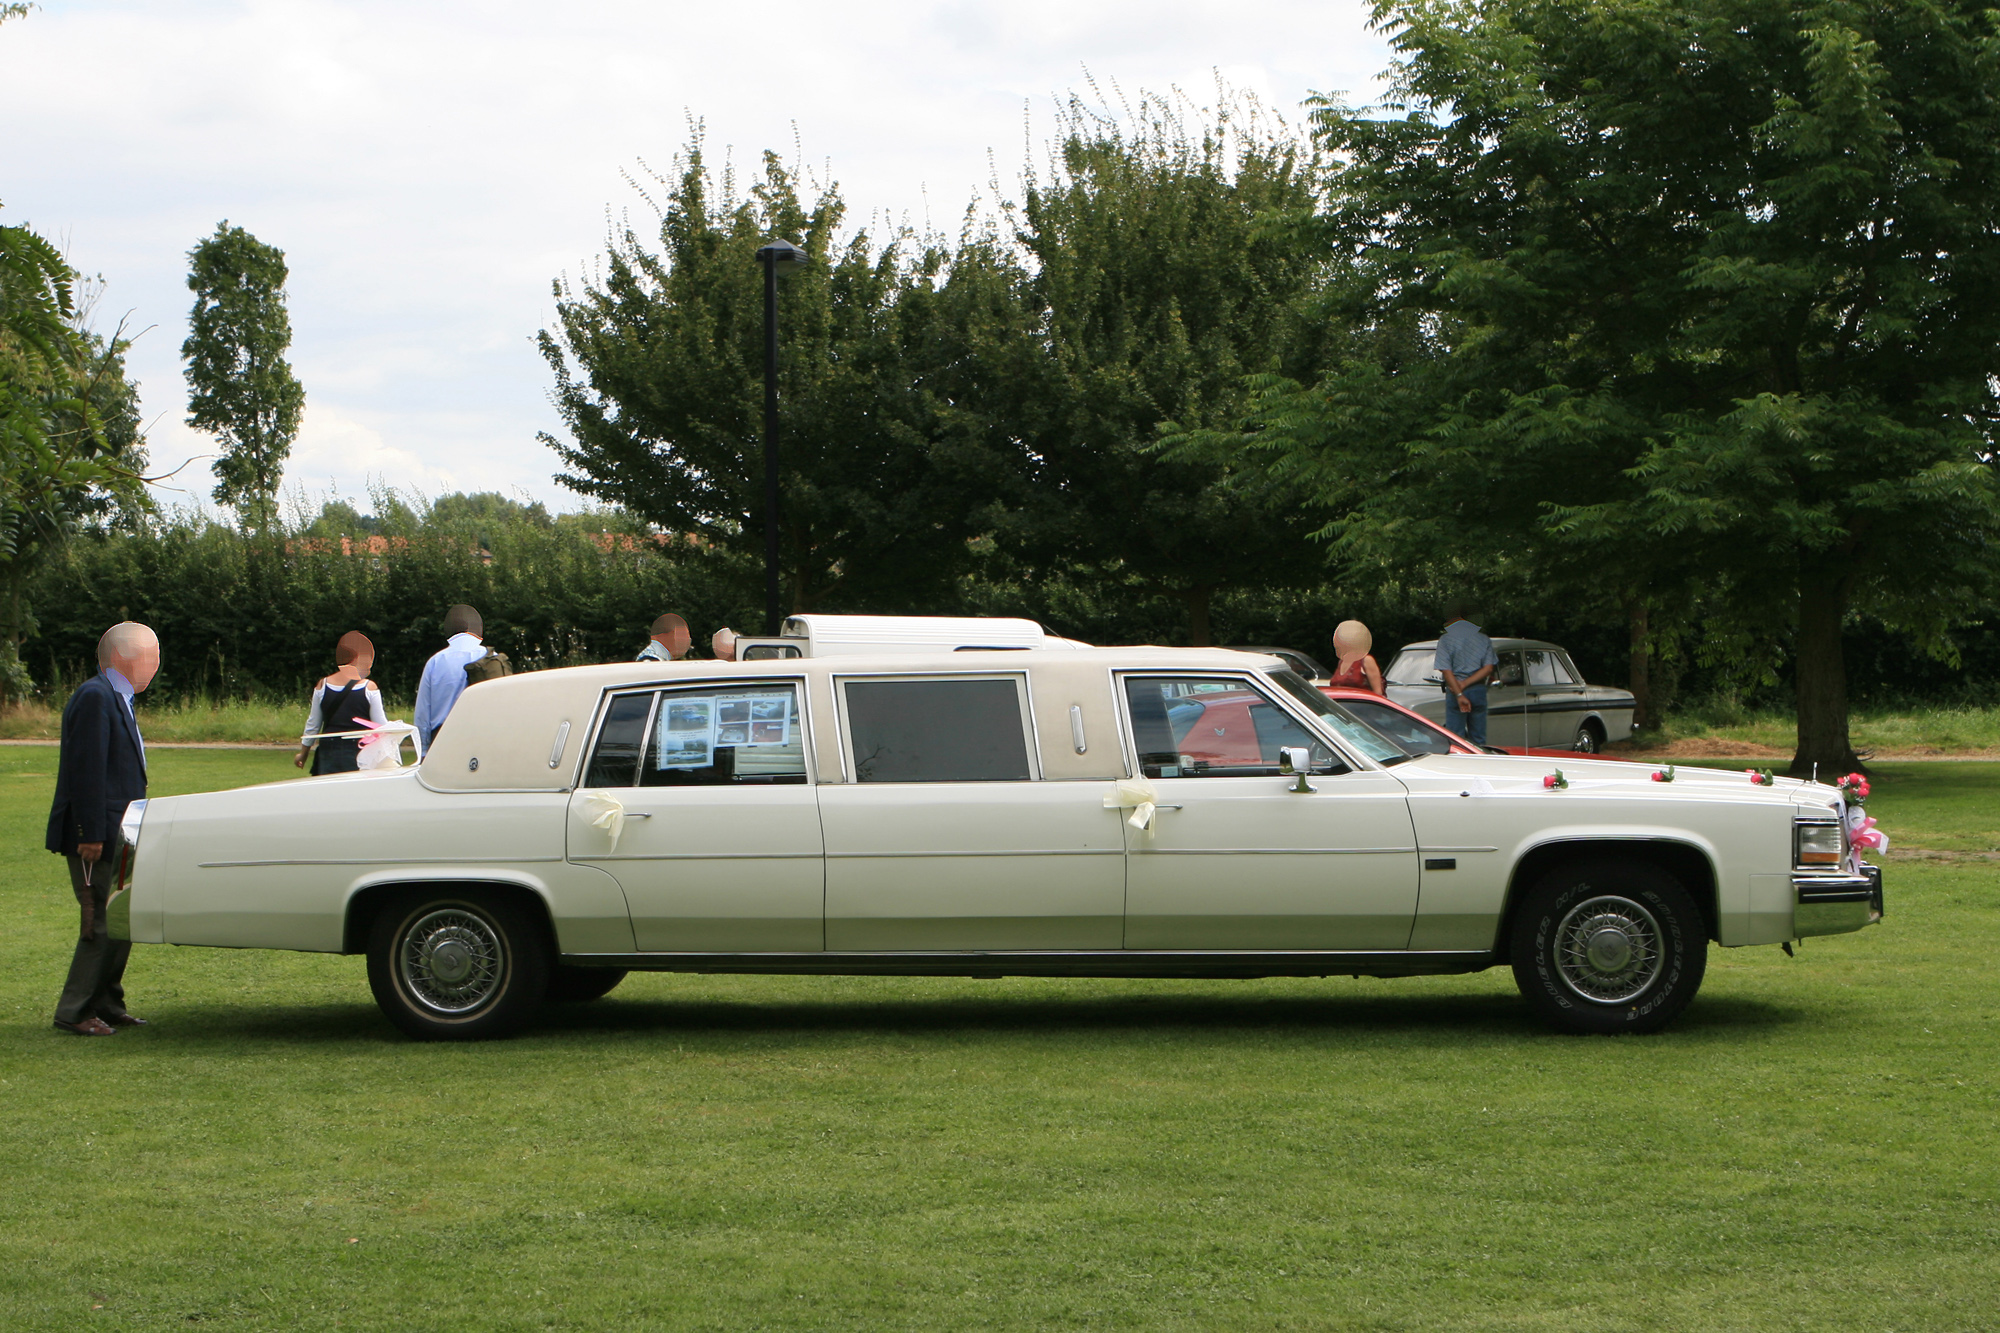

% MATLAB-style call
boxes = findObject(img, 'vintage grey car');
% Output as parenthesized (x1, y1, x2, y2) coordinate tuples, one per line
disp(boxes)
(1385, 638, 1637, 752)
(109, 648, 1878, 1040)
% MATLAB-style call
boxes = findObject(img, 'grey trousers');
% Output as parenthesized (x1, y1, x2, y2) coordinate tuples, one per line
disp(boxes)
(55, 834, 131, 1026)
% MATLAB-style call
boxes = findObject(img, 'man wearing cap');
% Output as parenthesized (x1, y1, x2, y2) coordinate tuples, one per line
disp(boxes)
(414, 605, 486, 751)
(47, 622, 157, 1036)
(637, 613, 691, 663)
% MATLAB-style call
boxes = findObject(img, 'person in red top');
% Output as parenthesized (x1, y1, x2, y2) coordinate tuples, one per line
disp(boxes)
(1327, 619, 1385, 695)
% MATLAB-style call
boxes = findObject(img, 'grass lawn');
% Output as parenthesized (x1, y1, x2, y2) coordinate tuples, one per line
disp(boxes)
(2, 752, 1996, 1330)
(1631, 702, 2000, 757)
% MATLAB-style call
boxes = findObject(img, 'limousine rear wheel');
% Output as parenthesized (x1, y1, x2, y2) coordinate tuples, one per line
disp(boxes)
(366, 893, 549, 1040)
(1510, 859, 1706, 1035)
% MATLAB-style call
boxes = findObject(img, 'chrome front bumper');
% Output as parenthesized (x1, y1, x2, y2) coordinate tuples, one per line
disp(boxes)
(1794, 865, 1884, 938)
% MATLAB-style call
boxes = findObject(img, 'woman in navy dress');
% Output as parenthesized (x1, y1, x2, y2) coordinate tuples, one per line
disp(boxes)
(296, 631, 387, 774)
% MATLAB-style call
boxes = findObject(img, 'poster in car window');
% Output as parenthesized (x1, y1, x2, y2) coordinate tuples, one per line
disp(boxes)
(656, 689, 792, 769)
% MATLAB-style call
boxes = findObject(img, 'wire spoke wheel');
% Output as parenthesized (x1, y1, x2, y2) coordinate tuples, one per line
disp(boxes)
(398, 908, 505, 1013)
(1553, 894, 1662, 1004)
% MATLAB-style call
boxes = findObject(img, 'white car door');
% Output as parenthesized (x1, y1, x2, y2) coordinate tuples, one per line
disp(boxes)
(566, 681, 824, 953)
(818, 673, 1127, 951)
(1117, 673, 1420, 950)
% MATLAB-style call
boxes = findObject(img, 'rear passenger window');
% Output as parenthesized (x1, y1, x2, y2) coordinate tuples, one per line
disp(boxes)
(842, 677, 1034, 782)
(583, 693, 653, 787)
(584, 684, 808, 787)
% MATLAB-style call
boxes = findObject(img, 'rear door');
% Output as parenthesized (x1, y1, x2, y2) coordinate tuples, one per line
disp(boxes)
(818, 673, 1127, 950)
(566, 681, 824, 952)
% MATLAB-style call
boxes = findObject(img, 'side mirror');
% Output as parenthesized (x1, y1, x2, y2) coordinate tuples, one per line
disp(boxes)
(1280, 747, 1316, 793)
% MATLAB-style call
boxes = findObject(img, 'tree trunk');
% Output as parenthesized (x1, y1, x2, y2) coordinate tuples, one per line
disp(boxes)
(1626, 598, 1652, 733)
(1183, 585, 1213, 647)
(1791, 576, 1861, 778)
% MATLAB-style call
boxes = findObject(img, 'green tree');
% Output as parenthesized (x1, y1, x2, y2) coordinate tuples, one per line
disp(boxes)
(540, 142, 1027, 615)
(183, 222, 305, 531)
(1, 207, 148, 700)
(1202, 0, 2000, 771)
(1004, 90, 1331, 644)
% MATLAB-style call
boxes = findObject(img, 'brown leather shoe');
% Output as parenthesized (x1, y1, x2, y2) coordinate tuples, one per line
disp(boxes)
(102, 1013, 148, 1027)
(54, 1017, 116, 1036)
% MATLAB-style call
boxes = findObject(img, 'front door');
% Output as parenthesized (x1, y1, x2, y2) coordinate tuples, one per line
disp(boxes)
(566, 681, 824, 953)
(1117, 674, 1420, 950)
(819, 673, 1126, 950)
(1523, 647, 1587, 748)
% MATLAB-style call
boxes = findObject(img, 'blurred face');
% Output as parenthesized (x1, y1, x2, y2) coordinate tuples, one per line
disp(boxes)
(112, 631, 161, 692)
(351, 652, 375, 678)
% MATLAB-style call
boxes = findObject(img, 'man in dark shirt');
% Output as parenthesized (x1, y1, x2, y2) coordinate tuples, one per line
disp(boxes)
(47, 622, 158, 1036)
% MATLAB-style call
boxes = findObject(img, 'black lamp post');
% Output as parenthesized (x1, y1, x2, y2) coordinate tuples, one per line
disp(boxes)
(755, 238, 809, 634)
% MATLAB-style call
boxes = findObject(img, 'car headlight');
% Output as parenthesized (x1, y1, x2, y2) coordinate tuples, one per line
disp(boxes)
(1795, 819, 1844, 870)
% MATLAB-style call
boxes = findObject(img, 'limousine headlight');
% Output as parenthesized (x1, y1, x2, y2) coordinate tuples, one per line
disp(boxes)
(1795, 819, 1844, 870)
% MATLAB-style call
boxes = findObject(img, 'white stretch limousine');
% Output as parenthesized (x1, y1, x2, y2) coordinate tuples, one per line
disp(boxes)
(108, 649, 1882, 1039)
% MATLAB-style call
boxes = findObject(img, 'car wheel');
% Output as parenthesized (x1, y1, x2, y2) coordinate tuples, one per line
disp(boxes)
(1571, 720, 1604, 753)
(545, 965, 627, 1003)
(1509, 859, 1707, 1035)
(367, 892, 549, 1040)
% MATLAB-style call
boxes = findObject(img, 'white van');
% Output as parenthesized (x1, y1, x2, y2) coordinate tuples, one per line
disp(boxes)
(732, 614, 1088, 660)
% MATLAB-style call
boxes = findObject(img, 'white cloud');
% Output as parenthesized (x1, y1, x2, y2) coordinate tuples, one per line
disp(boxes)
(3, 0, 1391, 514)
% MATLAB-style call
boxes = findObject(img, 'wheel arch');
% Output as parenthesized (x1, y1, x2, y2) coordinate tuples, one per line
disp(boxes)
(1498, 837, 1719, 949)
(342, 874, 559, 956)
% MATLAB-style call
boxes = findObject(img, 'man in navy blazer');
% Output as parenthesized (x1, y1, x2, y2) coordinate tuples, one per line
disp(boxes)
(47, 622, 158, 1036)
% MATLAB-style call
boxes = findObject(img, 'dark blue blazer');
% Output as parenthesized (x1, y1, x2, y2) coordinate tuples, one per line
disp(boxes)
(46, 673, 148, 855)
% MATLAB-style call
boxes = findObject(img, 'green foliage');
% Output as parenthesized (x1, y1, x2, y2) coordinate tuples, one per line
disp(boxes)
(0, 200, 149, 701)
(183, 221, 306, 531)
(1189, 0, 2000, 770)
(541, 140, 1028, 615)
(995, 88, 1332, 644)
(24, 494, 761, 703)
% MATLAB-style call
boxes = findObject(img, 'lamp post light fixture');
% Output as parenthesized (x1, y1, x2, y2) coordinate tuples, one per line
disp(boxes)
(755, 238, 809, 634)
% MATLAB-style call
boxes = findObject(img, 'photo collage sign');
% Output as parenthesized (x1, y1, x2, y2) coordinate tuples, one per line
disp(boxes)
(657, 686, 797, 770)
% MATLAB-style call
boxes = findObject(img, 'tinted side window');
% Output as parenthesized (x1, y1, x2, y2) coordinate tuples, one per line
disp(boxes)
(584, 692, 655, 787)
(844, 677, 1032, 782)
(641, 683, 807, 786)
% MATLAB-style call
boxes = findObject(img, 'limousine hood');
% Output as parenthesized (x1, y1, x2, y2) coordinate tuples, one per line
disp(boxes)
(1391, 751, 1837, 810)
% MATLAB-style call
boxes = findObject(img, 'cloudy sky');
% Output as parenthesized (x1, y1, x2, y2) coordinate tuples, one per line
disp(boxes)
(2, 0, 1389, 516)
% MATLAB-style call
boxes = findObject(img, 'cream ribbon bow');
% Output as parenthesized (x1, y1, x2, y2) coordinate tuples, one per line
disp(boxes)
(1104, 775, 1161, 832)
(577, 790, 627, 851)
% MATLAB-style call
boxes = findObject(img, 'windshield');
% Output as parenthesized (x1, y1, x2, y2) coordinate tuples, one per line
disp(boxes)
(1385, 649, 1440, 686)
(1265, 669, 1414, 766)
(1338, 697, 1458, 756)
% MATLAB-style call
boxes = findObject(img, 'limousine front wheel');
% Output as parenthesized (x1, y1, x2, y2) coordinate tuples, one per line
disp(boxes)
(366, 893, 549, 1040)
(1510, 859, 1706, 1035)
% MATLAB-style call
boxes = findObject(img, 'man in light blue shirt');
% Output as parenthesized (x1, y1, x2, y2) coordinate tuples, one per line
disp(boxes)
(414, 605, 487, 751)
(1434, 606, 1499, 747)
